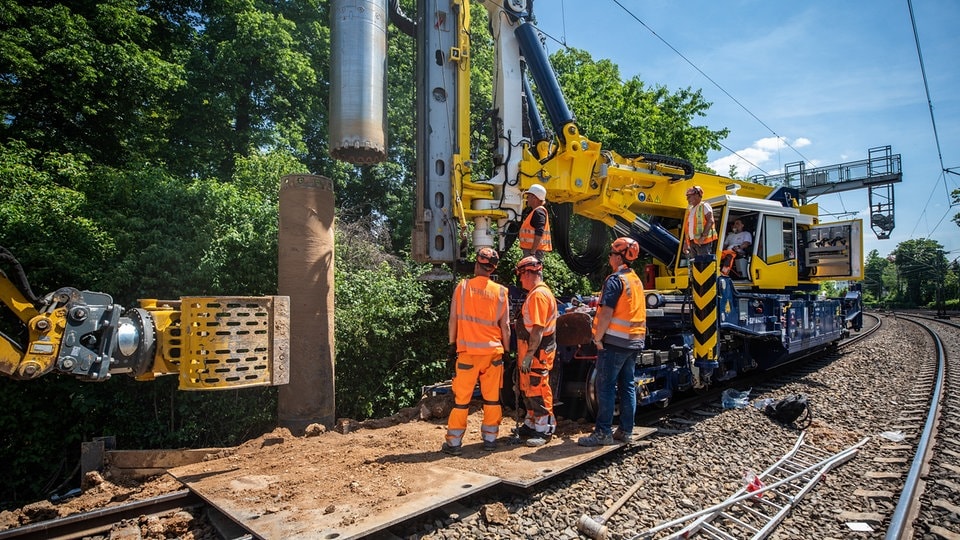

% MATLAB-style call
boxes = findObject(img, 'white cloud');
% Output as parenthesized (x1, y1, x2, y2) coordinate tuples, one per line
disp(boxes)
(707, 137, 819, 177)
(709, 136, 813, 178)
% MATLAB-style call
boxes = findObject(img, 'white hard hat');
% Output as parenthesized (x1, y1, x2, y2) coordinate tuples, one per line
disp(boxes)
(527, 183, 547, 202)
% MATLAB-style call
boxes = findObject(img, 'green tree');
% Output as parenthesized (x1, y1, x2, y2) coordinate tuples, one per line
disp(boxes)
(951, 187, 960, 229)
(0, 141, 112, 291)
(333, 219, 448, 419)
(892, 238, 947, 307)
(161, 0, 322, 179)
(0, 0, 184, 167)
(549, 48, 728, 171)
(863, 249, 889, 304)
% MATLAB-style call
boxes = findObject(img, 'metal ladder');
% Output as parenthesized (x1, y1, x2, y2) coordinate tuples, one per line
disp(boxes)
(631, 433, 870, 540)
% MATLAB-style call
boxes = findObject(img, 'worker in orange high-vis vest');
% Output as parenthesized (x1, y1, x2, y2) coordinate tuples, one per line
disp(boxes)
(578, 237, 646, 447)
(518, 183, 552, 261)
(683, 185, 717, 258)
(512, 256, 558, 448)
(443, 247, 511, 456)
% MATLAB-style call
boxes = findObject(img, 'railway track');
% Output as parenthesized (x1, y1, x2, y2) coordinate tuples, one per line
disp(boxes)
(0, 490, 204, 540)
(10, 311, 960, 540)
(886, 314, 960, 540)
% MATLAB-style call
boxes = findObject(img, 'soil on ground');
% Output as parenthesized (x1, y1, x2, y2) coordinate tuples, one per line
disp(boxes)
(0, 394, 597, 537)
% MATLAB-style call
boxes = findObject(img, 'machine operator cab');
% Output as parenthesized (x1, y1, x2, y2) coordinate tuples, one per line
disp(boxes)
(668, 195, 863, 292)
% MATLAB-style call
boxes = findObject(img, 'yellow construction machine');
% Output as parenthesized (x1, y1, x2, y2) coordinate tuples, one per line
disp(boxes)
(1, 246, 288, 390)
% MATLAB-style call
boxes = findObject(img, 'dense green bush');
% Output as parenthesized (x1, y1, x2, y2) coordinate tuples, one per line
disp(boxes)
(332, 219, 450, 420)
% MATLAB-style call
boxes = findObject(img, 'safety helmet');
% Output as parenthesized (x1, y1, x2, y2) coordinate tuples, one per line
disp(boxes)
(527, 184, 547, 202)
(610, 237, 640, 262)
(514, 255, 543, 275)
(476, 247, 500, 269)
(685, 185, 703, 196)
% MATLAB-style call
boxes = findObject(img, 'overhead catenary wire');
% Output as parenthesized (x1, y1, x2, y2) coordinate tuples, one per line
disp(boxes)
(607, 0, 814, 168)
(903, 0, 959, 250)
(534, 5, 770, 178)
(907, 0, 951, 198)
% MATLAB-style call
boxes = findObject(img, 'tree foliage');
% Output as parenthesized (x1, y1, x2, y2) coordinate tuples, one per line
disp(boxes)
(952, 188, 960, 229)
(549, 48, 728, 171)
(1, 0, 185, 167)
(863, 249, 889, 305)
(333, 220, 449, 419)
(0, 0, 744, 508)
(891, 238, 948, 307)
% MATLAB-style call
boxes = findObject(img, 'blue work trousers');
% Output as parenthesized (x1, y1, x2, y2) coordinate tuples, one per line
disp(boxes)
(595, 345, 638, 437)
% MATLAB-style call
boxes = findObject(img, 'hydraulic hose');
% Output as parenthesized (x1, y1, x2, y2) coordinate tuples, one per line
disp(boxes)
(0, 246, 40, 306)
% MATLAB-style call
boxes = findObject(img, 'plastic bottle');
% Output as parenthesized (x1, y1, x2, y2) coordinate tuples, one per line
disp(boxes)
(743, 470, 764, 498)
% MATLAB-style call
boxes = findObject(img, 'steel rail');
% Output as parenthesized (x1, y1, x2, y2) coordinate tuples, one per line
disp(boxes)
(0, 490, 202, 540)
(884, 315, 946, 540)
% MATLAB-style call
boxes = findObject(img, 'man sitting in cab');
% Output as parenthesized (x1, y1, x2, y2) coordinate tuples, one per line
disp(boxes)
(720, 218, 752, 278)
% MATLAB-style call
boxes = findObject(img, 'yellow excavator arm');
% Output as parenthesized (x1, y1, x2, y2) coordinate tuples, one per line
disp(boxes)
(1, 247, 288, 390)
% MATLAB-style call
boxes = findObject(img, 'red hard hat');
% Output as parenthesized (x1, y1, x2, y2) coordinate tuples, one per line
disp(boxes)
(611, 237, 640, 262)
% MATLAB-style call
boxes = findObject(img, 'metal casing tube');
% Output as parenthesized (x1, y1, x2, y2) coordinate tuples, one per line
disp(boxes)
(329, 0, 388, 164)
(278, 175, 336, 431)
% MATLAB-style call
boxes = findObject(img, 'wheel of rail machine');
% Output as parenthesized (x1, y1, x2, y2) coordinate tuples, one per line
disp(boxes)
(583, 362, 667, 420)
(500, 356, 520, 413)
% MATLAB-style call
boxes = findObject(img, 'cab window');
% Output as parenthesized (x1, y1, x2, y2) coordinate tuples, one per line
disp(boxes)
(759, 215, 796, 264)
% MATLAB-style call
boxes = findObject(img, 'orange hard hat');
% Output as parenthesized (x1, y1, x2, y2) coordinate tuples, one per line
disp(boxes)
(610, 237, 640, 262)
(514, 255, 543, 275)
(476, 247, 500, 268)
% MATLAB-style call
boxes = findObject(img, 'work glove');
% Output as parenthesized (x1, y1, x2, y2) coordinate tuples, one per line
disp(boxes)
(520, 354, 533, 374)
(447, 343, 458, 373)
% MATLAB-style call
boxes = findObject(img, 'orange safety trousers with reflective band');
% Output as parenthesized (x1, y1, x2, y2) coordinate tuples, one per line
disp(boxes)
(445, 352, 503, 447)
(593, 268, 647, 347)
(517, 283, 558, 435)
(720, 249, 738, 276)
(518, 207, 553, 252)
(447, 276, 508, 447)
(452, 276, 509, 354)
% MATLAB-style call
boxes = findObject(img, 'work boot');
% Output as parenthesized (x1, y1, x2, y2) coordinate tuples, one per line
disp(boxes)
(481, 439, 497, 452)
(441, 442, 462, 456)
(577, 432, 615, 447)
(512, 424, 539, 440)
(525, 434, 551, 447)
(613, 429, 632, 442)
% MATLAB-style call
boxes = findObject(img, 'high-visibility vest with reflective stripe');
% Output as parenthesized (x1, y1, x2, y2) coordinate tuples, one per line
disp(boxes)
(685, 202, 717, 245)
(453, 276, 508, 354)
(521, 282, 558, 346)
(593, 267, 646, 349)
(518, 207, 553, 252)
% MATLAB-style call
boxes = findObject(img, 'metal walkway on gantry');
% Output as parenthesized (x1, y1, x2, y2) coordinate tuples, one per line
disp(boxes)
(750, 145, 902, 240)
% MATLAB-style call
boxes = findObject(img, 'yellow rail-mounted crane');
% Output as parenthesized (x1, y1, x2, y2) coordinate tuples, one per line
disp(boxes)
(331, 0, 889, 411)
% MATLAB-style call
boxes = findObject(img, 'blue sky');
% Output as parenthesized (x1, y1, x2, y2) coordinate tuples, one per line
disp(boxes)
(532, 0, 960, 261)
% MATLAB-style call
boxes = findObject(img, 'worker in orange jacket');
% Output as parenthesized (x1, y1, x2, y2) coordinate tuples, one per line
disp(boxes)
(512, 256, 558, 447)
(443, 247, 511, 456)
